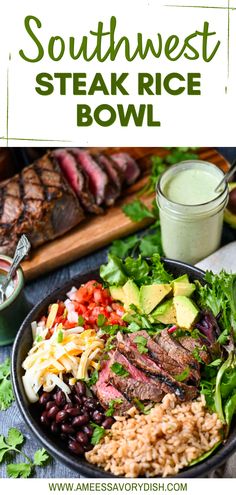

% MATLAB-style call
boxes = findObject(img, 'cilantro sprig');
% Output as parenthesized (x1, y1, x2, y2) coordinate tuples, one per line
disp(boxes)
(0, 358, 14, 411)
(134, 335, 148, 354)
(0, 428, 50, 478)
(110, 362, 129, 377)
(105, 398, 123, 417)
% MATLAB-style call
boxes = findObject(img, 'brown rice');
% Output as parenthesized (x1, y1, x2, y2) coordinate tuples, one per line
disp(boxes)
(86, 394, 223, 477)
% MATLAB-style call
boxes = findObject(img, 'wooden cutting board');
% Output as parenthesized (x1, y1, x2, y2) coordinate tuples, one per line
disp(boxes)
(22, 148, 229, 280)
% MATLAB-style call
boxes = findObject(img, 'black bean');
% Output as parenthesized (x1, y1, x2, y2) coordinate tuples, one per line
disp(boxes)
(61, 423, 75, 434)
(76, 431, 89, 446)
(82, 425, 93, 437)
(102, 417, 115, 429)
(72, 413, 89, 427)
(51, 421, 60, 434)
(40, 411, 51, 427)
(46, 400, 56, 411)
(55, 391, 66, 407)
(83, 397, 98, 410)
(39, 392, 51, 406)
(74, 394, 83, 406)
(75, 381, 86, 396)
(68, 440, 84, 455)
(48, 405, 59, 419)
(64, 403, 73, 411)
(92, 411, 104, 424)
(55, 410, 68, 424)
(66, 407, 81, 417)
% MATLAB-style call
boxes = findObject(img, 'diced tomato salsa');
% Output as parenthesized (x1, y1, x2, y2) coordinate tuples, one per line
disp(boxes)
(46, 280, 126, 333)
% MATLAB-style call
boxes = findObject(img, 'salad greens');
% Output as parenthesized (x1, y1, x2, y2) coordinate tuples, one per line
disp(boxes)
(100, 253, 173, 287)
(197, 270, 236, 430)
(197, 270, 236, 344)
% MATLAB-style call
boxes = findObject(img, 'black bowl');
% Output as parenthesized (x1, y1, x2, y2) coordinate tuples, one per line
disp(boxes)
(12, 259, 236, 477)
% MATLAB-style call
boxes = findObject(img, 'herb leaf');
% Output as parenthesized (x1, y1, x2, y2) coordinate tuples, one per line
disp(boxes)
(97, 314, 106, 327)
(0, 358, 14, 411)
(174, 367, 190, 382)
(90, 423, 106, 445)
(122, 200, 154, 222)
(7, 463, 32, 479)
(7, 428, 24, 448)
(105, 398, 123, 417)
(134, 335, 148, 354)
(33, 448, 50, 466)
(110, 362, 129, 377)
(110, 236, 139, 258)
(78, 315, 85, 326)
(86, 370, 99, 387)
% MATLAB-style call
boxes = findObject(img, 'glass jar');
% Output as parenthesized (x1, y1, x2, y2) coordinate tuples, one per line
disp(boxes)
(156, 160, 229, 265)
(0, 255, 29, 346)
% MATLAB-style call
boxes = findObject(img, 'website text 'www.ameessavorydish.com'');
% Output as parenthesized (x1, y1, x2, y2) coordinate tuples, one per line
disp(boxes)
(48, 482, 188, 493)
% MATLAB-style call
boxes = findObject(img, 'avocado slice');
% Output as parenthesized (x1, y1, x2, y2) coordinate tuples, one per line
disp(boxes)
(123, 279, 140, 310)
(173, 296, 199, 330)
(109, 286, 125, 303)
(150, 299, 177, 325)
(224, 183, 236, 229)
(139, 284, 172, 314)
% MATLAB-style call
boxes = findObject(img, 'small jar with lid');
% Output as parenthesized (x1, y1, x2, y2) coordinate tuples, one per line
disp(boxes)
(156, 160, 229, 265)
(0, 255, 29, 346)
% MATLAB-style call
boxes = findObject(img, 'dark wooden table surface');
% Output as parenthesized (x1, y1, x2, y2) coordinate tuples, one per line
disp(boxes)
(0, 148, 236, 479)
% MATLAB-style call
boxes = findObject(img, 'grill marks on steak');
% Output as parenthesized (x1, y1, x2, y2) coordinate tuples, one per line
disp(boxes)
(0, 153, 84, 256)
(156, 329, 200, 377)
(116, 332, 198, 401)
(127, 330, 187, 377)
(109, 351, 164, 402)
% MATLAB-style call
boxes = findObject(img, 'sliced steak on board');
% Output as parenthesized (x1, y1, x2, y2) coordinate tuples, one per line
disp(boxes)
(109, 350, 164, 403)
(94, 154, 122, 206)
(116, 332, 198, 401)
(53, 149, 102, 214)
(0, 153, 84, 256)
(93, 360, 131, 414)
(70, 149, 108, 205)
(111, 153, 140, 185)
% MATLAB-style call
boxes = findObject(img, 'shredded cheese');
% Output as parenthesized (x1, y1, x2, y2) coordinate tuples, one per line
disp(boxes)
(22, 328, 104, 403)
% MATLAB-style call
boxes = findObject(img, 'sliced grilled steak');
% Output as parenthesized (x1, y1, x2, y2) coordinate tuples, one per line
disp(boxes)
(0, 153, 84, 256)
(53, 149, 102, 214)
(178, 336, 211, 364)
(157, 329, 200, 376)
(94, 154, 122, 206)
(111, 153, 140, 185)
(70, 149, 108, 205)
(109, 351, 163, 403)
(93, 360, 131, 414)
(116, 333, 198, 401)
(127, 330, 199, 383)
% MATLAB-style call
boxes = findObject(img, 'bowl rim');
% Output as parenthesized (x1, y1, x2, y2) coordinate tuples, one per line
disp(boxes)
(11, 258, 236, 478)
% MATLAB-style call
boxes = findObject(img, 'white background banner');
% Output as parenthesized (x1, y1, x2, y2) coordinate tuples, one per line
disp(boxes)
(0, 0, 235, 147)
(0, 478, 235, 494)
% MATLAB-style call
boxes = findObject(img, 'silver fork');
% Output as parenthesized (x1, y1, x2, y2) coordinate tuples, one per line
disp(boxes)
(0, 235, 31, 304)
